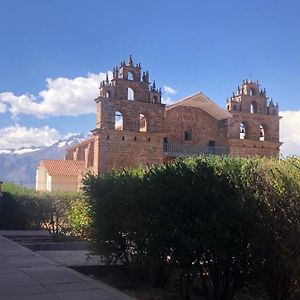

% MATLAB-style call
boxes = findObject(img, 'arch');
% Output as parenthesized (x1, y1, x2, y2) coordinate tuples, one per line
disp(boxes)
(250, 101, 257, 113)
(260, 125, 265, 141)
(128, 72, 133, 80)
(106, 91, 111, 98)
(249, 88, 255, 96)
(114, 111, 123, 130)
(139, 113, 147, 132)
(240, 122, 246, 139)
(128, 88, 134, 101)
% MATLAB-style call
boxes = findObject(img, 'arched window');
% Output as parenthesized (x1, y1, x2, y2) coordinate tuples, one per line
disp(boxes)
(139, 114, 147, 132)
(240, 122, 246, 139)
(249, 89, 255, 96)
(260, 125, 265, 141)
(128, 72, 133, 80)
(128, 88, 134, 101)
(250, 101, 257, 113)
(115, 111, 123, 130)
(106, 91, 111, 98)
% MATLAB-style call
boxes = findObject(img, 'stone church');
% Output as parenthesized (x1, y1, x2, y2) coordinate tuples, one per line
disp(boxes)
(36, 56, 281, 192)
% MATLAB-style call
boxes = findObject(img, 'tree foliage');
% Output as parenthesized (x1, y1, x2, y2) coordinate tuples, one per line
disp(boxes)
(83, 156, 300, 300)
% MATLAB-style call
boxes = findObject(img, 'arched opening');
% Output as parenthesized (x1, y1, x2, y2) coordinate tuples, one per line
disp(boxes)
(139, 114, 147, 132)
(128, 88, 134, 101)
(260, 125, 265, 141)
(249, 89, 255, 96)
(233, 104, 237, 112)
(128, 72, 133, 80)
(115, 111, 123, 130)
(106, 91, 111, 98)
(250, 101, 257, 113)
(240, 122, 246, 139)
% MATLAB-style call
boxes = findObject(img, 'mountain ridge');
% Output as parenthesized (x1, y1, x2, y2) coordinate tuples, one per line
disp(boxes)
(0, 133, 88, 188)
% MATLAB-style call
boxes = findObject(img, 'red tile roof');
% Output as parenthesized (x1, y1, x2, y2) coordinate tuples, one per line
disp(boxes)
(40, 160, 86, 176)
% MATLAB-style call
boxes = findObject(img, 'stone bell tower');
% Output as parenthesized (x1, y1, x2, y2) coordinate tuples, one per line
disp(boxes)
(226, 79, 281, 156)
(92, 55, 165, 174)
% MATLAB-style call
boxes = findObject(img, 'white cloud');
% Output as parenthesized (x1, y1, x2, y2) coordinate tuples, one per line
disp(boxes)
(163, 85, 177, 95)
(0, 124, 62, 150)
(280, 110, 300, 157)
(0, 72, 111, 118)
(161, 96, 176, 105)
(0, 102, 6, 113)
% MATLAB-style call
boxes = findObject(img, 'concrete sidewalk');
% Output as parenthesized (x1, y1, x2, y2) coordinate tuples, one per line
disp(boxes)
(0, 234, 136, 300)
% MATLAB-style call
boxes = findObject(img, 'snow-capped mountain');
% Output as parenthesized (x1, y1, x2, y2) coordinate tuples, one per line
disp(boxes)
(0, 133, 88, 188)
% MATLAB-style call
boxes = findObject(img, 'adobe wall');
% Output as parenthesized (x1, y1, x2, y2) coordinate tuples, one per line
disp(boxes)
(165, 106, 228, 147)
(50, 175, 79, 192)
(94, 129, 164, 174)
(36, 166, 47, 191)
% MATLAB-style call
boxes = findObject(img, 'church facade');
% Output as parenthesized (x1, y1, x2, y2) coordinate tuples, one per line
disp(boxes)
(36, 56, 281, 192)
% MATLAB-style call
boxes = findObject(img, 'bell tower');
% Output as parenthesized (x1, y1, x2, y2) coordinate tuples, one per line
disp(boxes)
(226, 79, 281, 157)
(92, 55, 165, 174)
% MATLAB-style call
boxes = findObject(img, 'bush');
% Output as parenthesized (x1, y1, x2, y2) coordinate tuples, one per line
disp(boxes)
(82, 156, 300, 300)
(0, 183, 90, 238)
(0, 192, 20, 229)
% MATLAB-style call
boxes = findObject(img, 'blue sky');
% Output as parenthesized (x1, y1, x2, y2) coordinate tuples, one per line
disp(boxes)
(0, 0, 299, 155)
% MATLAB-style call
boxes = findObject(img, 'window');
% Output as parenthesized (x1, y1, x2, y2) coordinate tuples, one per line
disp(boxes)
(128, 72, 133, 80)
(106, 91, 111, 98)
(115, 111, 123, 130)
(128, 88, 134, 101)
(250, 101, 257, 113)
(249, 89, 255, 96)
(139, 114, 147, 132)
(184, 130, 192, 141)
(233, 104, 237, 112)
(240, 122, 246, 139)
(260, 125, 265, 141)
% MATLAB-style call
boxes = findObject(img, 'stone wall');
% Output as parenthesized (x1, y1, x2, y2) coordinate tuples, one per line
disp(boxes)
(165, 106, 228, 147)
(94, 129, 164, 174)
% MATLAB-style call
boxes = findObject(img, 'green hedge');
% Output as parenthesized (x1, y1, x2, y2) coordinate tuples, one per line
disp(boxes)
(0, 184, 91, 238)
(82, 156, 300, 300)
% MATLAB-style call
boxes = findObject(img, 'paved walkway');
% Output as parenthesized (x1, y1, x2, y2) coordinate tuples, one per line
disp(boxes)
(0, 234, 136, 300)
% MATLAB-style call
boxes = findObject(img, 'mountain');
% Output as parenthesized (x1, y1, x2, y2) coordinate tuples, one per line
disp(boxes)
(0, 133, 88, 188)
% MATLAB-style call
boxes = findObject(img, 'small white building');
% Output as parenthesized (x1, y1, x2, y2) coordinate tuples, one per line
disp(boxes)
(36, 160, 86, 192)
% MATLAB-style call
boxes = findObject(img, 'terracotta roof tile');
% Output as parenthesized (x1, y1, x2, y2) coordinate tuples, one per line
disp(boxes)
(40, 160, 86, 176)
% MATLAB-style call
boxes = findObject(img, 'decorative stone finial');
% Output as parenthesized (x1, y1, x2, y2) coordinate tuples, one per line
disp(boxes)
(152, 80, 156, 90)
(128, 55, 133, 66)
